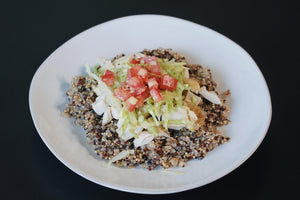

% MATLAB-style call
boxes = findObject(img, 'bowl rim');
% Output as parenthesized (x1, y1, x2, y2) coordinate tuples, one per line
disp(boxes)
(29, 14, 272, 194)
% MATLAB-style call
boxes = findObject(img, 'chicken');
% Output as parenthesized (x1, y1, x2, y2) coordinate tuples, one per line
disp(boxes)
(98, 57, 115, 70)
(102, 107, 113, 124)
(199, 86, 222, 104)
(184, 68, 190, 79)
(92, 95, 108, 116)
(183, 78, 201, 93)
(184, 101, 207, 130)
(112, 55, 133, 69)
(185, 91, 203, 105)
(134, 131, 154, 148)
(161, 106, 200, 131)
(116, 118, 144, 141)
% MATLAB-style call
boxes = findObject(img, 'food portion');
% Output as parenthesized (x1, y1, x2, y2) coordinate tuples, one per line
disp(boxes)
(63, 48, 230, 170)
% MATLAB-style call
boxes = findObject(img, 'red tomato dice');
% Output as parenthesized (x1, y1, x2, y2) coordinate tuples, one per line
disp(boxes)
(135, 99, 144, 108)
(145, 60, 161, 75)
(101, 70, 115, 86)
(134, 85, 147, 96)
(130, 58, 142, 64)
(137, 68, 148, 81)
(127, 76, 144, 89)
(149, 75, 161, 83)
(127, 65, 142, 81)
(126, 70, 132, 81)
(120, 82, 127, 86)
(113, 85, 133, 101)
(147, 77, 159, 90)
(150, 88, 163, 102)
(135, 88, 150, 108)
(125, 96, 139, 112)
(140, 87, 150, 99)
(160, 74, 178, 91)
(129, 65, 142, 76)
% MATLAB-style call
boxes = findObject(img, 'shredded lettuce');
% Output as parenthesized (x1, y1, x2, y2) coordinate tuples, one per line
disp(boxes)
(146, 126, 158, 137)
(139, 59, 190, 131)
(85, 64, 101, 83)
(167, 119, 193, 126)
(90, 58, 130, 89)
(157, 59, 186, 81)
(144, 103, 160, 126)
(85, 63, 107, 96)
(114, 67, 128, 83)
(92, 65, 106, 77)
(112, 55, 132, 83)
(119, 108, 140, 138)
(119, 117, 129, 136)
(103, 89, 122, 111)
(88, 56, 192, 138)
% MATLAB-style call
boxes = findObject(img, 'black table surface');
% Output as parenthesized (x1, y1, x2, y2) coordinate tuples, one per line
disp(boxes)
(2, 0, 299, 199)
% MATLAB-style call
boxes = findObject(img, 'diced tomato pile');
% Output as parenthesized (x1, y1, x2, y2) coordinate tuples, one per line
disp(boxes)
(149, 88, 163, 102)
(160, 74, 178, 91)
(113, 85, 133, 101)
(101, 70, 115, 86)
(102, 56, 178, 112)
(147, 77, 159, 90)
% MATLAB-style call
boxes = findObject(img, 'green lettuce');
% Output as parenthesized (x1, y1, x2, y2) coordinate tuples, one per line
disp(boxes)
(140, 59, 190, 130)
(92, 65, 106, 77)
(89, 57, 192, 138)
(157, 59, 186, 81)
(92, 62, 129, 89)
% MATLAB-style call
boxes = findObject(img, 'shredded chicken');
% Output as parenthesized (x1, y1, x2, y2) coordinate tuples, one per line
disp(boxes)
(199, 86, 222, 104)
(183, 78, 201, 93)
(185, 101, 207, 131)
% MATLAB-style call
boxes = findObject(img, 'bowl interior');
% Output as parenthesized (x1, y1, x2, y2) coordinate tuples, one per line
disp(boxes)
(29, 15, 271, 194)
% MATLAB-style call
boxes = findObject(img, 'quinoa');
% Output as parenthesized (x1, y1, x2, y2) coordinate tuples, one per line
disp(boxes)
(63, 48, 230, 170)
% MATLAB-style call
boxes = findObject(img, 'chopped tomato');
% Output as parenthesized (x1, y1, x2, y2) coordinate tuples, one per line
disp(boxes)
(127, 76, 144, 89)
(134, 85, 147, 96)
(137, 68, 148, 82)
(140, 56, 161, 75)
(135, 88, 149, 108)
(113, 85, 133, 101)
(145, 60, 161, 75)
(125, 96, 138, 112)
(141, 56, 158, 64)
(120, 82, 127, 86)
(101, 70, 115, 86)
(130, 65, 142, 76)
(150, 88, 163, 102)
(140, 87, 150, 99)
(160, 74, 178, 91)
(127, 65, 141, 81)
(126, 70, 132, 81)
(130, 58, 142, 64)
(135, 99, 144, 108)
(147, 77, 159, 90)
(149, 75, 161, 84)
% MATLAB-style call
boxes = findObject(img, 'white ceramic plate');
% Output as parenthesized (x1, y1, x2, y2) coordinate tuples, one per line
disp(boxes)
(29, 15, 272, 194)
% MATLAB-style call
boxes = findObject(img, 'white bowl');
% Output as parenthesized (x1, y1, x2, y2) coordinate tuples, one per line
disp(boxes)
(29, 15, 272, 194)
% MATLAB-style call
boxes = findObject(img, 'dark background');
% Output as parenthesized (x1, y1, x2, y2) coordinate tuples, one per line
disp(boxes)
(2, 0, 299, 199)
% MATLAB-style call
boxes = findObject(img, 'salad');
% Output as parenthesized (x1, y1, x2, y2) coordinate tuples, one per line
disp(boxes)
(63, 48, 230, 170)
